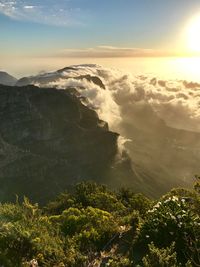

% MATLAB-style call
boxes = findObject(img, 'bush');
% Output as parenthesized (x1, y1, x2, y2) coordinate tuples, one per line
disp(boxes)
(58, 206, 119, 251)
(0, 199, 67, 266)
(141, 242, 180, 267)
(0, 181, 199, 266)
(139, 194, 200, 264)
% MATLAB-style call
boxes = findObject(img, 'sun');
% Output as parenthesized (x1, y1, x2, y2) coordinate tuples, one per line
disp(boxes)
(187, 15, 200, 53)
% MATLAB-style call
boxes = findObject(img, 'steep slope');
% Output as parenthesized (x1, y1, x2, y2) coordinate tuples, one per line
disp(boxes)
(119, 102, 200, 196)
(14, 65, 200, 197)
(0, 71, 17, 86)
(0, 84, 137, 203)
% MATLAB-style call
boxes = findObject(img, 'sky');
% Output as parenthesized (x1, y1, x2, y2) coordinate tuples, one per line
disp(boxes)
(1, 0, 200, 76)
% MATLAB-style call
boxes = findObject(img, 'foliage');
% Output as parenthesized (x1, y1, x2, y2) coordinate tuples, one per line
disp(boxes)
(58, 206, 118, 251)
(0, 199, 66, 266)
(0, 181, 199, 266)
(105, 254, 132, 267)
(139, 192, 200, 265)
(117, 188, 151, 217)
(141, 242, 181, 267)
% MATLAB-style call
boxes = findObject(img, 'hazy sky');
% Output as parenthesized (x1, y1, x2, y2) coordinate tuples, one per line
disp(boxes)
(1, 0, 200, 75)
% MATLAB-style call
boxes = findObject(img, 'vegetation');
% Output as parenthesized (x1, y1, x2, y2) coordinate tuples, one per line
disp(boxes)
(0, 178, 199, 266)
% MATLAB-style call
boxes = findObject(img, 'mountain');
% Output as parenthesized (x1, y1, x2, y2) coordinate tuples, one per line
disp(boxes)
(0, 71, 17, 86)
(0, 84, 136, 204)
(119, 102, 200, 196)
(14, 65, 200, 197)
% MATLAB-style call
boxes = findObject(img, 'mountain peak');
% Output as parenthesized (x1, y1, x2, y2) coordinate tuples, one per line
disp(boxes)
(0, 71, 17, 86)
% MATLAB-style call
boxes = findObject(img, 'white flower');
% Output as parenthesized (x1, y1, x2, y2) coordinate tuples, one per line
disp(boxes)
(146, 235, 150, 238)
(153, 201, 162, 208)
(30, 259, 38, 267)
(178, 222, 182, 228)
(170, 232, 174, 235)
(171, 215, 176, 220)
(147, 209, 154, 213)
(172, 196, 179, 202)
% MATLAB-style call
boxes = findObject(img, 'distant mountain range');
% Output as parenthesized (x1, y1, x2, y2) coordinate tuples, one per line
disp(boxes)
(0, 66, 199, 202)
(0, 71, 17, 86)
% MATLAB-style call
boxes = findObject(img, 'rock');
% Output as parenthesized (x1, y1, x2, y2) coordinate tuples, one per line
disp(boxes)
(0, 84, 122, 203)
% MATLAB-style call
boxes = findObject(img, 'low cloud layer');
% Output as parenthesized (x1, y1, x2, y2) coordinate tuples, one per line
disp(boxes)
(18, 64, 200, 133)
(58, 46, 170, 58)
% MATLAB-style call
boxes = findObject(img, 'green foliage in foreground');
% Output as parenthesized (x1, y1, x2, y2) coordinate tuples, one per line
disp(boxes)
(0, 178, 199, 267)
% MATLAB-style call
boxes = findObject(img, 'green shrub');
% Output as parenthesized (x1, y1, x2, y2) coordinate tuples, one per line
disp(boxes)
(140, 195, 200, 264)
(59, 206, 119, 251)
(141, 242, 180, 267)
(0, 199, 67, 266)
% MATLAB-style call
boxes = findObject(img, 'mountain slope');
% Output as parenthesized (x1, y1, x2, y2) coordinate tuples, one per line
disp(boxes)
(0, 84, 137, 203)
(0, 71, 17, 86)
(119, 102, 200, 196)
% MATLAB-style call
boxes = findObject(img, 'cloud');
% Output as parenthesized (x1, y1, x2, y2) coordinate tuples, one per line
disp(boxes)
(14, 64, 200, 187)
(0, 0, 83, 26)
(58, 46, 171, 58)
(16, 64, 200, 133)
(23, 5, 35, 9)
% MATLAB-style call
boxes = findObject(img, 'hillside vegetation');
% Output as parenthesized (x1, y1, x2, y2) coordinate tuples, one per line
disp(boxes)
(0, 178, 199, 267)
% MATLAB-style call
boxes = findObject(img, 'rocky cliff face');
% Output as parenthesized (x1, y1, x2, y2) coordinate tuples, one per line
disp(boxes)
(0, 71, 17, 86)
(0, 85, 135, 203)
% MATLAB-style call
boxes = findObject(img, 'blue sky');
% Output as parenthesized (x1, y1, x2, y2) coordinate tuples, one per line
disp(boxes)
(1, 0, 200, 75)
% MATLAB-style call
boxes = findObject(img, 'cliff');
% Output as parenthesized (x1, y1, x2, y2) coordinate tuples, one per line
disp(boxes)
(0, 85, 134, 203)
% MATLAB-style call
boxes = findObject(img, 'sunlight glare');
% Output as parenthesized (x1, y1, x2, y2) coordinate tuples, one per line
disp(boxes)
(187, 15, 200, 53)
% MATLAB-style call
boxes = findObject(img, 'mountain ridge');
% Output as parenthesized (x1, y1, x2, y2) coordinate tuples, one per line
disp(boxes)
(0, 84, 137, 203)
(0, 71, 17, 86)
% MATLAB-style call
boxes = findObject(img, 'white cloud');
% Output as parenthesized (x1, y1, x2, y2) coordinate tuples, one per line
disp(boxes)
(23, 5, 35, 9)
(58, 46, 168, 58)
(0, 0, 83, 26)
(16, 63, 200, 133)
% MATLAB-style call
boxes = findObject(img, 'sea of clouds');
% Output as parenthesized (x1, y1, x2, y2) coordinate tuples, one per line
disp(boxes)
(16, 64, 200, 192)
(29, 64, 200, 135)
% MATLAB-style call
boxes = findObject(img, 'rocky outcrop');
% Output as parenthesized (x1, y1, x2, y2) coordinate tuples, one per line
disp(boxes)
(0, 71, 17, 86)
(0, 85, 134, 203)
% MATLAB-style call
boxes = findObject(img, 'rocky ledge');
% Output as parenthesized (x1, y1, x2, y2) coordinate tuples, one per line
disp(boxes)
(0, 85, 128, 203)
